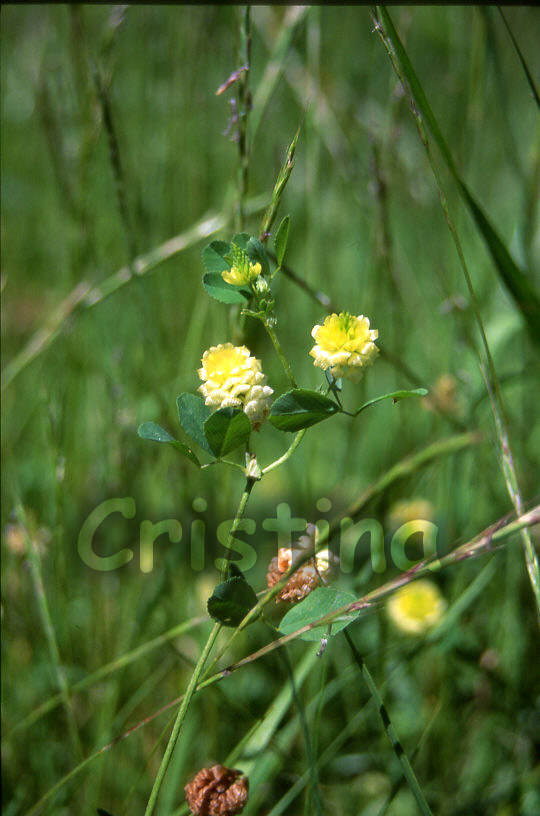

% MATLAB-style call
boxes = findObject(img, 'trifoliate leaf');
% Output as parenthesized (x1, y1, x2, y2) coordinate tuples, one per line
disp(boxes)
(137, 422, 200, 467)
(176, 393, 213, 454)
(203, 407, 252, 457)
(202, 272, 251, 304)
(202, 240, 231, 275)
(279, 586, 357, 642)
(269, 389, 340, 431)
(207, 576, 258, 627)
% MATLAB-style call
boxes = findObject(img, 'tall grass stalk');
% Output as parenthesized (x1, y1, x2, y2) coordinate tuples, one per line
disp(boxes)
(14, 505, 84, 763)
(372, 5, 540, 620)
(143, 623, 220, 816)
(344, 629, 434, 816)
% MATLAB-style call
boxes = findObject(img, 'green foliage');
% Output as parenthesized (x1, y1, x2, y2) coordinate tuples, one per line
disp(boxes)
(137, 421, 201, 467)
(207, 576, 258, 627)
(274, 215, 290, 268)
(203, 408, 252, 458)
(176, 393, 213, 454)
(279, 587, 357, 642)
(269, 389, 340, 431)
(202, 272, 252, 303)
(377, 5, 540, 346)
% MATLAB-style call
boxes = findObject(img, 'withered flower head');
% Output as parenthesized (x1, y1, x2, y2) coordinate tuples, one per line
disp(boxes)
(266, 523, 339, 603)
(184, 764, 249, 816)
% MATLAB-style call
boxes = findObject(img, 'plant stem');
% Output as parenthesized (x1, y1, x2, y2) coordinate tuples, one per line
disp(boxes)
(15, 505, 83, 761)
(143, 622, 220, 816)
(344, 630, 434, 816)
(144, 467, 259, 812)
(220, 477, 257, 581)
(262, 430, 306, 475)
(264, 319, 298, 387)
(235, 5, 251, 232)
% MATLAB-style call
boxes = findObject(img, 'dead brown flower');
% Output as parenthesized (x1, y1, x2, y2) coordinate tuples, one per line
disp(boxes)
(184, 764, 249, 816)
(267, 553, 323, 602)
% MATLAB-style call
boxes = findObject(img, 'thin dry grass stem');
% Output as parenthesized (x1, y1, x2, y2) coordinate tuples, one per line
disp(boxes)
(1, 198, 269, 393)
(215, 506, 540, 677)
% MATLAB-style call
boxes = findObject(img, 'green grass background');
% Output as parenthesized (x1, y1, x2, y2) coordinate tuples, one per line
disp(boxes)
(2, 5, 539, 815)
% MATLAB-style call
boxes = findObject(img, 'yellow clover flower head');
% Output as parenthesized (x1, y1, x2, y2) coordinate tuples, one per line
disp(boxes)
(198, 343, 273, 430)
(309, 312, 379, 382)
(221, 243, 262, 287)
(387, 579, 446, 635)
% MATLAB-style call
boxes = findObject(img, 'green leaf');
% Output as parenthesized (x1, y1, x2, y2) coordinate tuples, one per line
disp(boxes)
(231, 232, 251, 251)
(137, 422, 200, 467)
(202, 272, 251, 304)
(207, 576, 258, 627)
(202, 240, 231, 275)
(269, 389, 340, 432)
(274, 215, 290, 267)
(203, 407, 252, 457)
(354, 388, 428, 416)
(176, 393, 213, 454)
(247, 236, 270, 277)
(279, 587, 357, 642)
(378, 7, 540, 345)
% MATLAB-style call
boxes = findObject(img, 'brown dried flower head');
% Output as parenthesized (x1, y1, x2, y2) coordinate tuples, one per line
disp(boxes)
(266, 523, 339, 603)
(184, 764, 249, 816)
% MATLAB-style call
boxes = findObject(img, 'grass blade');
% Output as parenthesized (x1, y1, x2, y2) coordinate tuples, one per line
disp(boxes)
(374, 3, 540, 620)
(497, 7, 540, 111)
(344, 629, 434, 816)
(14, 505, 83, 762)
(376, 6, 540, 345)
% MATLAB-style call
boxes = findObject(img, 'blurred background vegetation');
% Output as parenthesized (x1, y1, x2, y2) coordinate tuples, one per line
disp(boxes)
(1, 5, 539, 815)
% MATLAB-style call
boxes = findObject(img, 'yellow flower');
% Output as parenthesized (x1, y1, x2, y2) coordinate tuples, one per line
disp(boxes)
(198, 343, 273, 430)
(387, 579, 446, 635)
(222, 261, 261, 286)
(309, 312, 379, 381)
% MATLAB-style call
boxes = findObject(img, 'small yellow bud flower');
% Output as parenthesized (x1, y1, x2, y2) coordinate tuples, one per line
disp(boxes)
(198, 343, 273, 430)
(309, 312, 379, 381)
(222, 261, 262, 287)
(387, 579, 446, 635)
